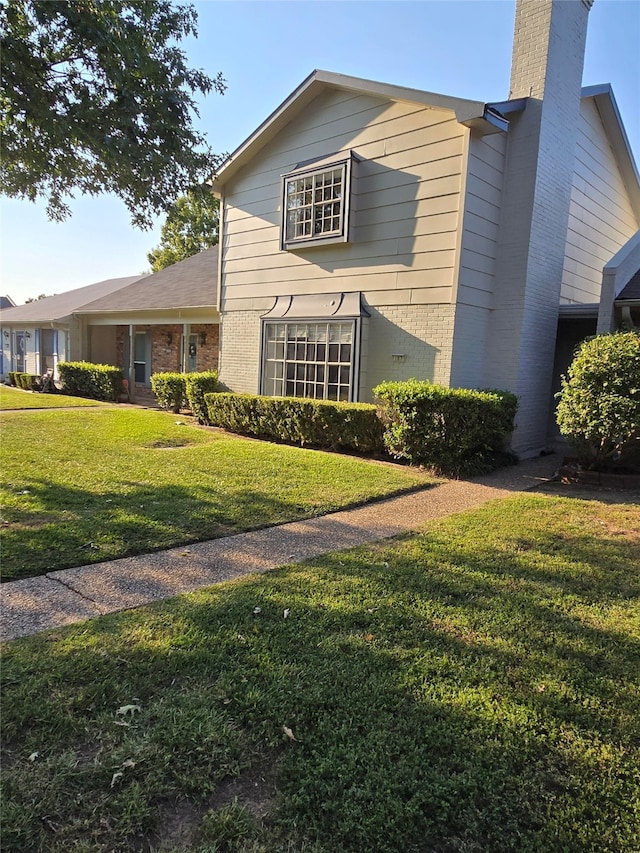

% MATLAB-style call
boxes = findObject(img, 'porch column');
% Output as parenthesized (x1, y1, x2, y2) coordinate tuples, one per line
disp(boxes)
(128, 324, 136, 402)
(182, 323, 189, 373)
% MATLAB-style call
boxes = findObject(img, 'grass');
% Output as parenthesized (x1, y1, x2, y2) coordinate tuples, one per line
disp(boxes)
(0, 384, 109, 409)
(0, 406, 433, 581)
(1, 492, 638, 852)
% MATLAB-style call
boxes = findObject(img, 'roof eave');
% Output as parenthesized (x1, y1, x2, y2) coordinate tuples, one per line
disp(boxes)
(211, 70, 488, 191)
(582, 84, 640, 221)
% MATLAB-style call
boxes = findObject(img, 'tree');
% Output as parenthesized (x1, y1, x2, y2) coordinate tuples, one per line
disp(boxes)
(0, 0, 226, 228)
(147, 188, 219, 271)
(25, 293, 51, 303)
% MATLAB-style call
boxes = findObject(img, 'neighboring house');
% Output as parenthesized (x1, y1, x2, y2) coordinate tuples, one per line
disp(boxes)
(0, 276, 141, 380)
(0, 296, 16, 376)
(211, 0, 640, 458)
(0, 248, 220, 400)
(75, 247, 220, 400)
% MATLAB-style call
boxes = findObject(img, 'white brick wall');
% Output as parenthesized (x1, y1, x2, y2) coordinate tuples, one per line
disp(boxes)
(219, 303, 456, 402)
(361, 304, 455, 400)
(486, 0, 592, 457)
(219, 310, 264, 393)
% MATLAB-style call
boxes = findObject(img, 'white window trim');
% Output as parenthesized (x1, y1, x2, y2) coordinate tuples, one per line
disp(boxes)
(280, 152, 357, 251)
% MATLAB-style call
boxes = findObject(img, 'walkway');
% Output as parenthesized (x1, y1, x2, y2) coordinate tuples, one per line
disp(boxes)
(0, 455, 560, 642)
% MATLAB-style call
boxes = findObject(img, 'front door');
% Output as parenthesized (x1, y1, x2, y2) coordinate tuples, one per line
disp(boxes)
(14, 332, 25, 372)
(41, 329, 57, 373)
(187, 334, 198, 373)
(134, 332, 151, 386)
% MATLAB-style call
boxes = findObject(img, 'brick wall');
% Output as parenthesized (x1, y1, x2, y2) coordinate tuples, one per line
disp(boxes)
(219, 304, 456, 402)
(486, 0, 592, 457)
(114, 323, 220, 376)
(362, 304, 455, 400)
(219, 310, 263, 392)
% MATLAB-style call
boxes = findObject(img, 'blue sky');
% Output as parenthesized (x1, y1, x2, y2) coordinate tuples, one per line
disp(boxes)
(2, 0, 639, 304)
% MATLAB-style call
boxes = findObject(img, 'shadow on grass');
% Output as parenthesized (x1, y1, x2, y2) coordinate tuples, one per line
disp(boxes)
(2, 496, 638, 852)
(2, 472, 430, 583)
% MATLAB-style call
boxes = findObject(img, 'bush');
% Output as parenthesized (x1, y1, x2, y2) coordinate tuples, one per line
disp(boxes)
(151, 372, 186, 413)
(556, 331, 640, 471)
(7, 372, 17, 386)
(374, 379, 518, 477)
(14, 372, 40, 390)
(185, 370, 220, 424)
(58, 362, 123, 401)
(205, 392, 384, 455)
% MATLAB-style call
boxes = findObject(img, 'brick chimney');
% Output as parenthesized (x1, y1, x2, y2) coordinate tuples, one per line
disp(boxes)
(486, 0, 593, 457)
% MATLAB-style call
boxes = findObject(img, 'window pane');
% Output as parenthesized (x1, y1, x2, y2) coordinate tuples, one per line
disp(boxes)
(263, 320, 354, 403)
(285, 165, 345, 242)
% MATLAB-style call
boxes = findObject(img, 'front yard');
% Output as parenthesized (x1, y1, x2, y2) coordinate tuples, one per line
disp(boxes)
(2, 492, 638, 852)
(0, 406, 434, 581)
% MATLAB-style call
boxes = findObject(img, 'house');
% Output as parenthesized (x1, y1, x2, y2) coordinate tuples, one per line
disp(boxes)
(0, 275, 141, 380)
(0, 247, 220, 399)
(210, 0, 640, 458)
(75, 247, 220, 399)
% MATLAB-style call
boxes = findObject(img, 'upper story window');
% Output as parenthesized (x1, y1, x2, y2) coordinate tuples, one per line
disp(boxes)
(281, 152, 358, 251)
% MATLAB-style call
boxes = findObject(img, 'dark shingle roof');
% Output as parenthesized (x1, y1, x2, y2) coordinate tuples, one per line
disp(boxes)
(79, 247, 218, 313)
(0, 276, 141, 324)
(617, 269, 640, 301)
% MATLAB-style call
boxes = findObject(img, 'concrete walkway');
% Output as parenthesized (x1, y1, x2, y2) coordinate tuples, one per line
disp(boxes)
(0, 455, 560, 642)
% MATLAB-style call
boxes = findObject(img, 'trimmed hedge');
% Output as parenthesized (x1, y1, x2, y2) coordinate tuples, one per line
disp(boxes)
(58, 362, 123, 401)
(185, 370, 220, 424)
(205, 392, 384, 454)
(374, 379, 518, 477)
(556, 331, 640, 471)
(151, 372, 186, 413)
(11, 372, 40, 390)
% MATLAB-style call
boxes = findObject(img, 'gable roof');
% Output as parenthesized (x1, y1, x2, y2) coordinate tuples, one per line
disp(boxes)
(78, 247, 218, 314)
(211, 69, 494, 191)
(211, 71, 640, 223)
(581, 84, 640, 220)
(0, 276, 141, 324)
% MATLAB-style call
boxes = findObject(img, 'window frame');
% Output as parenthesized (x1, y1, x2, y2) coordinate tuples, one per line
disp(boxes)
(260, 317, 361, 402)
(280, 153, 356, 251)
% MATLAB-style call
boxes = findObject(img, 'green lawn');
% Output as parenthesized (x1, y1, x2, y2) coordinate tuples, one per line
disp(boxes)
(0, 407, 433, 581)
(0, 384, 109, 409)
(1, 493, 638, 852)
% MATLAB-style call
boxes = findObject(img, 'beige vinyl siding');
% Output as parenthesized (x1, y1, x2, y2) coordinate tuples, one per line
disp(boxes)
(220, 89, 466, 314)
(448, 132, 507, 387)
(560, 98, 638, 304)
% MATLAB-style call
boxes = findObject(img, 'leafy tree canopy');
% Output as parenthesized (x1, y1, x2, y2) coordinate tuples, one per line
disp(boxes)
(0, 0, 225, 228)
(147, 188, 218, 271)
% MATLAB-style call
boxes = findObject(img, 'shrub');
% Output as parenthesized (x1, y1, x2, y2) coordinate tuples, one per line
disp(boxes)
(15, 372, 40, 390)
(556, 331, 640, 471)
(185, 370, 220, 424)
(151, 372, 186, 413)
(374, 379, 518, 477)
(205, 392, 384, 454)
(58, 362, 123, 401)
(7, 372, 17, 386)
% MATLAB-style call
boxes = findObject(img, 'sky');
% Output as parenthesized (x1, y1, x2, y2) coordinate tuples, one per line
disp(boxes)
(2, 0, 639, 305)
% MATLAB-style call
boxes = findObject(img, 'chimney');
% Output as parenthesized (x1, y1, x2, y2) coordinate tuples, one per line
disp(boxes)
(485, 0, 594, 457)
(509, 0, 594, 101)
